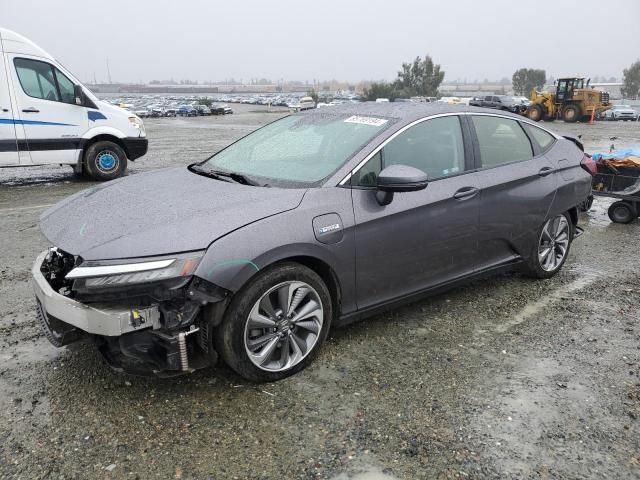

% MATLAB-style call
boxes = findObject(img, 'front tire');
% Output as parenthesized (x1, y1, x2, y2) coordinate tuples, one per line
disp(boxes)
(84, 141, 127, 181)
(215, 262, 332, 382)
(527, 104, 543, 122)
(523, 213, 573, 279)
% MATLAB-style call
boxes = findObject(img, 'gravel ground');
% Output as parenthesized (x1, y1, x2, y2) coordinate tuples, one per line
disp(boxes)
(0, 107, 639, 479)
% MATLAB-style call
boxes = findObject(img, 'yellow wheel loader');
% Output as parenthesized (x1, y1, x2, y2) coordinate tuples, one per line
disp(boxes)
(526, 78, 611, 123)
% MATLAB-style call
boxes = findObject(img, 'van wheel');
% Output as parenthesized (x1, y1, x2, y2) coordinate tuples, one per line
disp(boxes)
(523, 213, 573, 279)
(84, 141, 127, 181)
(215, 262, 332, 383)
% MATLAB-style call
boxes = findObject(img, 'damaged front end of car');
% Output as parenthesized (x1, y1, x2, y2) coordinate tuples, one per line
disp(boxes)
(32, 247, 230, 377)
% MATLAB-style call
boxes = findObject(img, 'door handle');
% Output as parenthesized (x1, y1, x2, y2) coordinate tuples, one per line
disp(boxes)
(22, 108, 40, 113)
(1, 108, 8, 112)
(453, 186, 480, 200)
(538, 167, 554, 177)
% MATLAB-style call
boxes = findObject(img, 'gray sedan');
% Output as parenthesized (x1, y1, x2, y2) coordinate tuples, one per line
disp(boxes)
(32, 103, 593, 382)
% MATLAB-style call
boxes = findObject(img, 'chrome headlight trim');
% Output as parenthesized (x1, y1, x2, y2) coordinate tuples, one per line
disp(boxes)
(64, 251, 204, 289)
(66, 258, 175, 279)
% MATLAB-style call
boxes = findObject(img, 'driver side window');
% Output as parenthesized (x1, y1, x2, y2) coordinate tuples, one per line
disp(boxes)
(351, 116, 465, 187)
(14, 58, 76, 104)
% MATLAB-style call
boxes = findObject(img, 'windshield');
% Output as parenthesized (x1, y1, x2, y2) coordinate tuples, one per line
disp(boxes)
(615, 105, 631, 109)
(199, 113, 392, 187)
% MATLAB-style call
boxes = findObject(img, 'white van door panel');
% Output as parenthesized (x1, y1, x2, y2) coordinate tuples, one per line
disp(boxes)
(8, 54, 88, 165)
(0, 52, 20, 166)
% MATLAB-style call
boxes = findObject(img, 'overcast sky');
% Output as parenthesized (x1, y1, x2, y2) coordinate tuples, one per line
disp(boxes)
(3, 0, 639, 84)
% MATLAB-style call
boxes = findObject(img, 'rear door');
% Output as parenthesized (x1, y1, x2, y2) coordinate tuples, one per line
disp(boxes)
(469, 114, 557, 271)
(351, 115, 480, 310)
(7, 55, 87, 164)
(0, 52, 19, 165)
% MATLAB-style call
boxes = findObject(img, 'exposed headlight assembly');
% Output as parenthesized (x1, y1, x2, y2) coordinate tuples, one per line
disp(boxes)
(65, 252, 203, 289)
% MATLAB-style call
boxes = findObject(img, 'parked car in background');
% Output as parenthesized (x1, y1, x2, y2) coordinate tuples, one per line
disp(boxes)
(194, 105, 212, 116)
(177, 105, 197, 117)
(223, 105, 233, 114)
(33, 103, 593, 382)
(211, 104, 226, 115)
(475, 95, 526, 114)
(601, 105, 638, 121)
(513, 96, 532, 108)
(163, 108, 177, 117)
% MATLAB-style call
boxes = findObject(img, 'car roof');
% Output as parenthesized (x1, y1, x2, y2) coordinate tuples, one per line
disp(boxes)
(296, 101, 524, 126)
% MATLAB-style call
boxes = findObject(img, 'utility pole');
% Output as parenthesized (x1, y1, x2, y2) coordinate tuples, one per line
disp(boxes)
(106, 58, 112, 84)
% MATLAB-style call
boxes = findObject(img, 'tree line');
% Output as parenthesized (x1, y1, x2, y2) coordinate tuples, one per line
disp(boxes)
(359, 56, 640, 102)
(362, 55, 445, 101)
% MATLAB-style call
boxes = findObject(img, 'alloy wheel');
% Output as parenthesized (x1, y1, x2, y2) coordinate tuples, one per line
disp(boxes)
(244, 281, 324, 372)
(538, 215, 570, 272)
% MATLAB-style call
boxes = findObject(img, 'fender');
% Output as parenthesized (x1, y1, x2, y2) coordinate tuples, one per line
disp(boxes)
(82, 125, 127, 140)
(194, 186, 358, 315)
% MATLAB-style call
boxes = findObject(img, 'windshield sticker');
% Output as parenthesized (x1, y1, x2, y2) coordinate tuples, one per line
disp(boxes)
(344, 116, 388, 127)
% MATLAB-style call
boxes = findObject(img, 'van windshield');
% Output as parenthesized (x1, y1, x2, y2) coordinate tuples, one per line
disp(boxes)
(198, 113, 392, 187)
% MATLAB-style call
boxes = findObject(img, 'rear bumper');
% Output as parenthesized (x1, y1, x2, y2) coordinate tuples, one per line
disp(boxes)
(122, 137, 148, 160)
(31, 251, 159, 338)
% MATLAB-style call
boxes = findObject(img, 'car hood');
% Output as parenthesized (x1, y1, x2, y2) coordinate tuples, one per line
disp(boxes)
(40, 167, 306, 260)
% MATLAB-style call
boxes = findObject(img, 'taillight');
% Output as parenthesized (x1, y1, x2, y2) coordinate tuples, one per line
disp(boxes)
(581, 154, 597, 176)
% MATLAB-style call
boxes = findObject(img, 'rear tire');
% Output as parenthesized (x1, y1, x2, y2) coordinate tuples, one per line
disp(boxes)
(215, 262, 332, 383)
(608, 201, 636, 224)
(523, 213, 573, 279)
(562, 104, 581, 123)
(84, 140, 127, 181)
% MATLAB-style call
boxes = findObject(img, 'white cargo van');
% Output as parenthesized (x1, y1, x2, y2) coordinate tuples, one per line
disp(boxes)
(0, 29, 147, 180)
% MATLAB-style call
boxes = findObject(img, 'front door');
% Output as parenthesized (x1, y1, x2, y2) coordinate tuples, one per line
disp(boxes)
(351, 115, 480, 310)
(8, 55, 87, 164)
(0, 53, 19, 165)
(469, 114, 557, 270)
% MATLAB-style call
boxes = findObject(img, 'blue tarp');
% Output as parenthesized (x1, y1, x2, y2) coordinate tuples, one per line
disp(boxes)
(592, 149, 640, 161)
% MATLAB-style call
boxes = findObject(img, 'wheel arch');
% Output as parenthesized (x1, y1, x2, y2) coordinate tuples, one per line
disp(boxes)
(77, 134, 128, 170)
(286, 255, 342, 319)
(567, 206, 578, 230)
(198, 245, 344, 320)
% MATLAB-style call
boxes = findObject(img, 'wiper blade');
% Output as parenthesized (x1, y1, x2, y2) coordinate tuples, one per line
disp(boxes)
(190, 165, 267, 187)
(189, 165, 233, 183)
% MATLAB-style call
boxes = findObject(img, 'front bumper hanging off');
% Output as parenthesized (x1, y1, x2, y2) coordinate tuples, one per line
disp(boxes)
(32, 251, 160, 338)
(31, 250, 222, 376)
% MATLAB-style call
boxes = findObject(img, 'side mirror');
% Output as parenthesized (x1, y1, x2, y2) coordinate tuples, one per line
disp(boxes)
(74, 84, 85, 106)
(375, 164, 428, 206)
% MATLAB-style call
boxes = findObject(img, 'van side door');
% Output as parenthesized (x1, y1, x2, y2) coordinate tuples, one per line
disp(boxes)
(7, 55, 88, 165)
(0, 52, 20, 165)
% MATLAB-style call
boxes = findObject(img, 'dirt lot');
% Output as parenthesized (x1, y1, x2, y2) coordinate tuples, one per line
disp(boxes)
(1, 107, 639, 479)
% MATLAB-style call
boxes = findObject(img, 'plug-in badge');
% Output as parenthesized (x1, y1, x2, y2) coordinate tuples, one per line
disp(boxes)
(313, 213, 343, 244)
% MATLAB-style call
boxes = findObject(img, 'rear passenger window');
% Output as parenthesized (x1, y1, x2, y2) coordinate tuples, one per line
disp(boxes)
(471, 116, 533, 168)
(523, 123, 556, 153)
